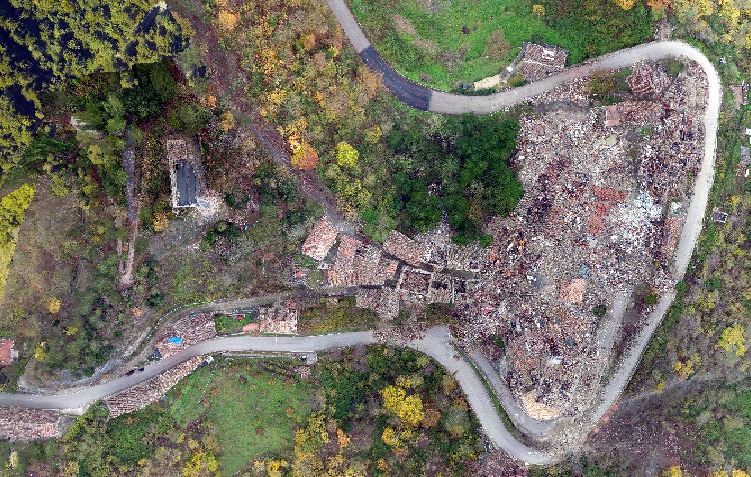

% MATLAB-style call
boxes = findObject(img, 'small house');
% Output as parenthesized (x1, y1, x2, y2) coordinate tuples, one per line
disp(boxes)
(166, 138, 202, 208)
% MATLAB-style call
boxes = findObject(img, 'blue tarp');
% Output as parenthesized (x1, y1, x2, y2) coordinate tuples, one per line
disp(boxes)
(168, 336, 183, 345)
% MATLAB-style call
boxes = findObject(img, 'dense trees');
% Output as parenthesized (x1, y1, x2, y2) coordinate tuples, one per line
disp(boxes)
(0, 184, 35, 299)
(262, 346, 482, 476)
(0, 0, 188, 182)
(388, 113, 522, 242)
(540, 0, 652, 63)
(670, 0, 751, 67)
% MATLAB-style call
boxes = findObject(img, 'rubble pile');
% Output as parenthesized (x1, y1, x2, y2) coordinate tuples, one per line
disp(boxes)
(383, 230, 424, 266)
(459, 60, 707, 416)
(521, 42, 568, 82)
(626, 65, 655, 96)
(105, 356, 204, 418)
(0, 407, 62, 440)
(258, 301, 299, 334)
(356, 287, 400, 320)
(301, 217, 338, 261)
(299, 60, 706, 419)
(301, 220, 486, 321)
(156, 313, 216, 358)
(328, 235, 398, 287)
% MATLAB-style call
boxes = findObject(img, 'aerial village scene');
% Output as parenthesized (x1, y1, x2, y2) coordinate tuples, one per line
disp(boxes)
(1, 0, 751, 475)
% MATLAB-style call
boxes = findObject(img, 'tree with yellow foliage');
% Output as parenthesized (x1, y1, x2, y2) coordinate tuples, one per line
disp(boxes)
(335, 142, 359, 168)
(46, 297, 62, 314)
(153, 211, 170, 233)
(715, 470, 751, 477)
(718, 323, 747, 357)
(381, 385, 425, 428)
(672, 353, 701, 377)
(0, 184, 35, 300)
(662, 466, 683, 477)
(614, 0, 638, 9)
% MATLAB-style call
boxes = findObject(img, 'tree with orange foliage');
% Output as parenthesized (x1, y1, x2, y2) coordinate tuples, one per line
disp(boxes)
(291, 142, 319, 170)
(646, 0, 670, 9)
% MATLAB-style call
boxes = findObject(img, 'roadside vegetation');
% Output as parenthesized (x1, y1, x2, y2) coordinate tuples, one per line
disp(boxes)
(591, 3, 751, 474)
(7, 349, 482, 476)
(297, 297, 376, 334)
(347, 0, 652, 89)
(206, 0, 524, 243)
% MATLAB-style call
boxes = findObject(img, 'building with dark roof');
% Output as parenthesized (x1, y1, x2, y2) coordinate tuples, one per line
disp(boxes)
(175, 160, 197, 206)
(166, 138, 201, 208)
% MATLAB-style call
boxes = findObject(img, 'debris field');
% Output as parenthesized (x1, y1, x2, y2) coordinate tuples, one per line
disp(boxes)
(467, 60, 707, 417)
(294, 60, 708, 420)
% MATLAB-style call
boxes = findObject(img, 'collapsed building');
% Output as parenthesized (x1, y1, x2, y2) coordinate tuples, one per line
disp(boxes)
(106, 356, 206, 418)
(521, 42, 569, 82)
(258, 301, 299, 334)
(466, 60, 707, 418)
(0, 407, 63, 441)
(155, 312, 216, 358)
(297, 60, 707, 420)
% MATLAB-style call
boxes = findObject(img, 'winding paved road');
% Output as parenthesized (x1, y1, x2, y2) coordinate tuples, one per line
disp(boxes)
(327, 0, 720, 115)
(0, 0, 721, 467)
(328, 0, 720, 451)
(0, 327, 554, 464)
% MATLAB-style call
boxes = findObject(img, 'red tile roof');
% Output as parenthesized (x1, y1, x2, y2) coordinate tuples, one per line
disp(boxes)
(301, 217, 338, 261)
(0, 340, 14, 366)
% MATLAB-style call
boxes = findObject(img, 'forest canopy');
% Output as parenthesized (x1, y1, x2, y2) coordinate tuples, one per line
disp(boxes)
(0, 184, 35, 299)
(0, 0, 189, 183)
(388, 113, 522, 243)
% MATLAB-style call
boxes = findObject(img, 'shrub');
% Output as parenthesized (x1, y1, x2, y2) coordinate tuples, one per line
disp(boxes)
(149, 62, 177, 101)
(168, 104, 205, 135)
(146, 290, 164, 308)
(665, 59, 685, 77)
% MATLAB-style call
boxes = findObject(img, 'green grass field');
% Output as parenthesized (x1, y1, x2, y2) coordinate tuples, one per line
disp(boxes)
(168, 359, 312, 475)
(347, 0, 653, 90)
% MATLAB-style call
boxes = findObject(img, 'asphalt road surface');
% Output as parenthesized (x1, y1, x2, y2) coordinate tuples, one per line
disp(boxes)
(358, 47, 431, 111)
(327, 0, 720, 448)
(0, 328, 554, 464)
(0, 0, 720, 466)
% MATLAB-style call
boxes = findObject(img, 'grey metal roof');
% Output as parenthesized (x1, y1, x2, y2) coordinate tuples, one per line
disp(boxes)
(175, 160, 197, 206)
